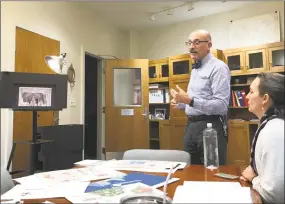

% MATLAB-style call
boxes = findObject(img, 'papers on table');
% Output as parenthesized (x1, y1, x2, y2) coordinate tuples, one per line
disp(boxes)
(85, 172, 179, 192)
(2, 166, 125, 201)
(1, 181, 90, 200)
(74, 159, 187, 173)
(74, 159, 109, 166)
(33, 166, 126, 185)
(173, 181, 252, 203)
(66, 182, 164, 203)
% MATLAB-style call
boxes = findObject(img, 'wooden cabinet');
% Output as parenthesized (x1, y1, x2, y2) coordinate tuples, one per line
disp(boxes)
(245, 48, 267, 73)
(211, 49, 225, 62)
(227, 120, 250, 165)
(268, 42, 284, 72)
(159, 120, 172, 149)
(149, 59, 169, 83)
(169, 79, 188, 121)
(224, 41, 284, 76)
(224, 51, 245, 74)
(169, 53, 192, 81)
(170, 119, 187, 150)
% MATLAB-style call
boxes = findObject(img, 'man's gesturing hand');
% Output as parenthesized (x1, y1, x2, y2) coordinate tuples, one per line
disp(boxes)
(170, 85, 191, 105)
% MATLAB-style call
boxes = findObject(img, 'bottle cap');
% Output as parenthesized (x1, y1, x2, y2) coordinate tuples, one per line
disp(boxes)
(207, 123, 212, 128)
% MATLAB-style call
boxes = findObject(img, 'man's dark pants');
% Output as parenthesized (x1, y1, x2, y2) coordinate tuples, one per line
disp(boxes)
(184, 117, 227, 165)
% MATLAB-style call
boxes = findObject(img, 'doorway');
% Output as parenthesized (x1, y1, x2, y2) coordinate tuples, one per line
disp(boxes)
(84, 53, 103, 159)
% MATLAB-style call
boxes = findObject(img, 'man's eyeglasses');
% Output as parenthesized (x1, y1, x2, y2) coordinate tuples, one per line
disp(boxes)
(185, 40, 209, 46)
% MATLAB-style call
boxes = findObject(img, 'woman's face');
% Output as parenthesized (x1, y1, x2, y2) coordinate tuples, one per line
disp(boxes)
(246, 78, 264, 117)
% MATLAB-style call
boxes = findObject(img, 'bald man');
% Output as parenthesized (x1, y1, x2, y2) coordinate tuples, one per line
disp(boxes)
(170, 30, 231, 165)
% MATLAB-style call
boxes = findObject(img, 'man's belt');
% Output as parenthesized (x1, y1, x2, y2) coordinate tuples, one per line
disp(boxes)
(188, 115, 221, 122)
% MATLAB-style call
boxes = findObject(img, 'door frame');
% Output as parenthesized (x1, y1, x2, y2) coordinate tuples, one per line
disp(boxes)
(80, 47, 105, 160)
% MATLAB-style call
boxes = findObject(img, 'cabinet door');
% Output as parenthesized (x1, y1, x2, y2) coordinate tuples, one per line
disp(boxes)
(268, 46, 284, 72)
(224, 52, 245, 74)
(169, 79, 189, 121)
(159, 120, 172, 149)
(170, 119, 187, 150)
(149, 63, 159, 83)
(227, 121, 250, 165)
(169, 54, 192, 81)
(245, 48, 267, 73)
(158, 63, 169, 82)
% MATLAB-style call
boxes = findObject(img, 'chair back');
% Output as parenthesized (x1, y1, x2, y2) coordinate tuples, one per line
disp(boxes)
(1, 167, 15, 195)
(122, 149, 191, 165)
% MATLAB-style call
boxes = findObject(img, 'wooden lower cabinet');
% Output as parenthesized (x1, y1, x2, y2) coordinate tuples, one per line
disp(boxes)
(227, 120, 250, 165)
(159, 119, 187, 150)
(159, 120, 172, 149)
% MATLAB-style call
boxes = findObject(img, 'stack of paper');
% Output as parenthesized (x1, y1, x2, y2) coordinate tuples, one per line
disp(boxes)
(173, 181, 252, 203)
(33, 166, 125, 185)
(74, 159, 187, 173)
(1, 181, 90, 200)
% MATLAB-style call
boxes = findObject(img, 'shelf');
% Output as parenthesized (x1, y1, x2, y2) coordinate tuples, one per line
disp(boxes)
(231, 84, 250, 87)
(150, 138, 159, 141)
(150, 119, 169, 122)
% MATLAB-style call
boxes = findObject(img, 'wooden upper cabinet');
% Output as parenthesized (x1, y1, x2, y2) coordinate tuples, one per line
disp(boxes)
(223, 51, 245, 74)
(223, 41, 284, 76)
(211, 49, 225, 62)
(245, 48, 267, 73)
(169, 53, 192, 81)
(267, 41, 284, 72)
(149, 58, 169, 83)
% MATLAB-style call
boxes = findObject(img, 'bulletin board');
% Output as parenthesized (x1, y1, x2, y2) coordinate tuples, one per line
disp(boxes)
(229, 11, 281, 48)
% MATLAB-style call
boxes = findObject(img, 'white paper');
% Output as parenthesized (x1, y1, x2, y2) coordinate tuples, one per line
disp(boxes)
(74, 160, 106, 166)
(13, 174, 49, 189)
(34, 166, 125, 185)
(1, 181, 90, 200)
(66, 182, 164, 203)
(100, 160, 187, 173)
(173, 182, 252, 203)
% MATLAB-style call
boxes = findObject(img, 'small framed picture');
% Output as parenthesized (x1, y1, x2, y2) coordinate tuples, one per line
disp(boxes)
(18, 87, 52, 107)
(154, 108, 166, 120)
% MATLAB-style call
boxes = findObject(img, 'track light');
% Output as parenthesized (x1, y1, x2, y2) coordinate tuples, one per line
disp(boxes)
(167, 9, 173, 15)
(149, 1, 197, 20)
(188, 4, 194, 11)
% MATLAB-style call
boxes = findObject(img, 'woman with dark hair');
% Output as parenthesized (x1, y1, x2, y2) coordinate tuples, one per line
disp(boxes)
(240, 72, 284, 203)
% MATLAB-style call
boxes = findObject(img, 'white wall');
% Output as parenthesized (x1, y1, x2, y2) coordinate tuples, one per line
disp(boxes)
(0, 1, 130, 167)
(138, 1, 284, 59)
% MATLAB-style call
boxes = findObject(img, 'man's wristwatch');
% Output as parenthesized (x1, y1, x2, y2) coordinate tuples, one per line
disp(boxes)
(189, 98, 194, 107)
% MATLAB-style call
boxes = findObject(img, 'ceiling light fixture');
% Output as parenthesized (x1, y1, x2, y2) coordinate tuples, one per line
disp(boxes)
(149, 1, 197, 21)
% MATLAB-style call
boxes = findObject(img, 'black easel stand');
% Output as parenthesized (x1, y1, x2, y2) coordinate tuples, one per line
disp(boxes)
(6, 110, 54, 175)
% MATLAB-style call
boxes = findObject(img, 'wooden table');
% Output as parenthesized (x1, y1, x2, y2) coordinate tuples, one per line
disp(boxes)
(22, 165, 262, 203)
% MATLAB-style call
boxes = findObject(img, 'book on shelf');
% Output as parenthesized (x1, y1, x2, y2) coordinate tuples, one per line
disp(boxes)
(230, 89, 248, 107)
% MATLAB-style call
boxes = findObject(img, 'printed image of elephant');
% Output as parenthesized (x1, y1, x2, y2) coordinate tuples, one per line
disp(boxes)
(21, 92, 47, 106)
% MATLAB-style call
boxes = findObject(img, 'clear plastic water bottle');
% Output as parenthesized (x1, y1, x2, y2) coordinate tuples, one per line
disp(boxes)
(203, 123, 219, 170)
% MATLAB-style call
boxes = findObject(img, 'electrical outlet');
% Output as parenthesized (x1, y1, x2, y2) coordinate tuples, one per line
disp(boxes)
(70, 99, 76, 107)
